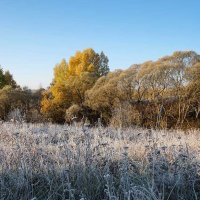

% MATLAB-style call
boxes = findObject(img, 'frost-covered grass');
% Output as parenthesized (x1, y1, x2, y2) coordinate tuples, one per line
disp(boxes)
(0, 122, 200, 200)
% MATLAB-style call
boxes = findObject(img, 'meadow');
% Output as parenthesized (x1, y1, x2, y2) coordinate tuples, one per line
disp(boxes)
(1, 1, 200, 199)
(0, 122, 200, 200)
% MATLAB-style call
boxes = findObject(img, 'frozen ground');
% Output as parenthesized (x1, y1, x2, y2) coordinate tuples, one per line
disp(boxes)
(0, 123, 200, 200)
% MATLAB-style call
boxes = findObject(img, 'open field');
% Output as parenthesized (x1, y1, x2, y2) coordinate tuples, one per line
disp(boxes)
(0, 123, 200, 200)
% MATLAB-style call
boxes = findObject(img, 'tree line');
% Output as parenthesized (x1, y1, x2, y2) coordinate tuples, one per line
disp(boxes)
(0, 49, 200, 128)
(0, 66, 43, 121)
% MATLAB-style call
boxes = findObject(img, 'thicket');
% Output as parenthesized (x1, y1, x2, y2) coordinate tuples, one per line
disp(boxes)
(0, 50, 200, 128)
(0, 67, 43, 122)
(41, 50, 200, 129)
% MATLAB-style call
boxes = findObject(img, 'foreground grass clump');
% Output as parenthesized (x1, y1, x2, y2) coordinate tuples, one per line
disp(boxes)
(0, 123, 200, 200)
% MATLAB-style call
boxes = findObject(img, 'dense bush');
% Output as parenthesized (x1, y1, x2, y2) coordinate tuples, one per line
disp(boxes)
(39, 50, 200, 128)
(86, 51, 200, 129)
(1, 50, 200, 129)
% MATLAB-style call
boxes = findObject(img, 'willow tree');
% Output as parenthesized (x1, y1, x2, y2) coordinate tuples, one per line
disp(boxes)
(159, 51, 200, 127)
(85, 67, 142, 126)
(186, 61, 200, 120)
(41, 48, 109, 122)
(86, 51, 200, 128)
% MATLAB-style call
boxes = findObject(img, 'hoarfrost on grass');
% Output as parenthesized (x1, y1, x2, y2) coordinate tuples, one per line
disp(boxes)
(0, 122, 200, 200)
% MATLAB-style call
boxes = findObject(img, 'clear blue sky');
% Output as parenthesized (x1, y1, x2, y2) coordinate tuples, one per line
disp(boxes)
(0, 0, 200, 89)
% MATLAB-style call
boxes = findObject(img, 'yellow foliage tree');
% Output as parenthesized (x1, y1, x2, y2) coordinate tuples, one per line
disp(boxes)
(41, 48, 109, 122)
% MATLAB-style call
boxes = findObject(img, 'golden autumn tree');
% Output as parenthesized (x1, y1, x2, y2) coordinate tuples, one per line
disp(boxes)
(41, 48, 109, 122)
